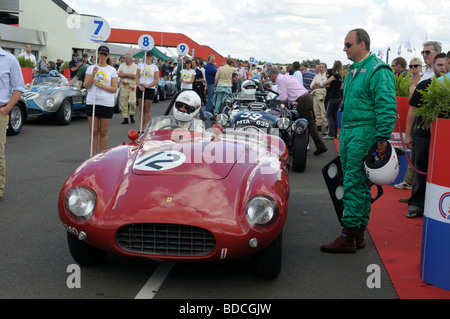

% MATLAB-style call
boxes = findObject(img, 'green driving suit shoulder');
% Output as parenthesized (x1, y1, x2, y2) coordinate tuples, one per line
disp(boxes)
(342, 54, 397, 141)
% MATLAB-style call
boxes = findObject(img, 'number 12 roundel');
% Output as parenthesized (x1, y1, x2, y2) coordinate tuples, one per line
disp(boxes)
(134, 151, 186, 171)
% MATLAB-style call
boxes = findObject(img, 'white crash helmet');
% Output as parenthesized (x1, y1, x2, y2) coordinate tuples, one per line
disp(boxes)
(241, 80, 257, 96)
(364, 141, 400, 185)
(173, 90, 201, 122)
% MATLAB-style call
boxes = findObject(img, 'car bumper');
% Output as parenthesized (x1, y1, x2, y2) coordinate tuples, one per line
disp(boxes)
(60, 212, 285, 263)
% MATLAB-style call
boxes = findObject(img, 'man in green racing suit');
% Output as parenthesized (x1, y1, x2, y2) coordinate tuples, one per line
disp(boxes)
(321, 28, 397, 253)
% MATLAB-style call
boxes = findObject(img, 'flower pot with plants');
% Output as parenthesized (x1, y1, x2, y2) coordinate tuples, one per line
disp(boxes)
(17, 56, 35, 85)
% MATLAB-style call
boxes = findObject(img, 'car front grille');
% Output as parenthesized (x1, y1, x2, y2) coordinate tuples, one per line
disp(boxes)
(115, 223, 216, 257)
(27, 108, 43, 115)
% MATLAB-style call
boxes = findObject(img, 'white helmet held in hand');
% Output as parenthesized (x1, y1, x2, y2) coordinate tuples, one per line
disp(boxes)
(173, 90, 201, 122)
(364, 141, 400, 185)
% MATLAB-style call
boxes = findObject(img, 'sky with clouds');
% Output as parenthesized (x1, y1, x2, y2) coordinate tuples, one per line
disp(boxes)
(65, 0, 450, 66)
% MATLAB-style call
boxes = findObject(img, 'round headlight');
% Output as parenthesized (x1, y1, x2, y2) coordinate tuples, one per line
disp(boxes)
(45, 98, 55, 108)
(276, 117, 290, 130)
(216, 113, 228, 126)
(246, 196, 279, 227)
(64, 186, 97, 220)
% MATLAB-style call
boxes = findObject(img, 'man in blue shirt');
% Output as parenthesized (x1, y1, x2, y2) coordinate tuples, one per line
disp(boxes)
(302, 64, 317, 94)
(0, 34, 26, 201)
(204, 54, 217, 113)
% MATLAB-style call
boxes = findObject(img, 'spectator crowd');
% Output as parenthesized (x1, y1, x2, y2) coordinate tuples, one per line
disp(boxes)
(4, 34, 450, 231)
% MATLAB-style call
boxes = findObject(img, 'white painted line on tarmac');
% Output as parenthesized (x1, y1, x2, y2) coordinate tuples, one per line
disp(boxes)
(135, 262, 174, 299)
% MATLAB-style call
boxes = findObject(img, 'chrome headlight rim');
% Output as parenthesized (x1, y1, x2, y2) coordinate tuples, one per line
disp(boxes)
(245, 195, 279, 228)
(45, 98, 55, 109)
(276, 117, 290, 130)
(64, 186, 97, 221)
(216, 113, 229, 126)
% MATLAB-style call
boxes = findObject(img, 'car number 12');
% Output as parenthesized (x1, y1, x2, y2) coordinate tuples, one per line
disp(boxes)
(134, 151, 186, 172)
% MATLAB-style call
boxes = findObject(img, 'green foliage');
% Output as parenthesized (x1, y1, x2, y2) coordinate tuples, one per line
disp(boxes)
(393, 71, 411, 97)
(59, 61, 70, 71)
(17, 56, 35, 68)
(301, 59, 321, 68)
(413, 75, 450, 130)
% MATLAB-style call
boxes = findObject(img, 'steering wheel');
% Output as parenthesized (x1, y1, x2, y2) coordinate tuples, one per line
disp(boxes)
(157, 124, 187, 130)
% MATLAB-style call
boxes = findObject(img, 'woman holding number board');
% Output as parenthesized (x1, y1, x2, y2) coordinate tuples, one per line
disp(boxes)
(180, 59, 196, 90)
(136, 51, 159, 131)
(83, 45, 118, 156)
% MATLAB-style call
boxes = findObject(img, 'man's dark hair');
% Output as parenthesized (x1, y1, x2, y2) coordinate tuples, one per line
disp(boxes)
(394, 57, 407, 69)
(434, 52, 447, 63)
(350, 28, 371, 51)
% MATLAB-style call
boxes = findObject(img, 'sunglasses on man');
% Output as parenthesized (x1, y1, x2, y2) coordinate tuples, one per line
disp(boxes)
(344, 42, 360, 48)
(421, 50, 436, 55)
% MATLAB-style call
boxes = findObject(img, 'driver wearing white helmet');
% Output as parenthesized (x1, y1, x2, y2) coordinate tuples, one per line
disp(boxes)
(153, 90, 205, 133)
(236, 79, 257, 100)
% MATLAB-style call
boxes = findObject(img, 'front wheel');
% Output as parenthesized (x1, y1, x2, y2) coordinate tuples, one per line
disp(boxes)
(67, 232, 106, 266)
(153, 87, 160, 103)
(292, 128, 309, 172)
(160, 86, 167, 101)
(7, 103, 24, 136)
(253, 231, 283, 279)
(56, 98, 73, 125)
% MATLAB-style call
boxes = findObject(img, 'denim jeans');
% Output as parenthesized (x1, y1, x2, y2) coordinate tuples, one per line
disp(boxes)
(408, 132, 430, 213)
(325, 98, 341, 137)
(206, 83, 215, 113)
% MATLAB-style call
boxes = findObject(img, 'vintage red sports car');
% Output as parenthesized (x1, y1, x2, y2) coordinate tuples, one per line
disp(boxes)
(58, 99, 290, 279)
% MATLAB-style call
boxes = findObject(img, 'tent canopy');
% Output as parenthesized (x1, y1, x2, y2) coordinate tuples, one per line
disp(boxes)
(133, 47, 174, 62)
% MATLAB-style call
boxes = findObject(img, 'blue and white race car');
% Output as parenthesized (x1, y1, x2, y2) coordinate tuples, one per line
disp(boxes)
(23, 71, 86, 125)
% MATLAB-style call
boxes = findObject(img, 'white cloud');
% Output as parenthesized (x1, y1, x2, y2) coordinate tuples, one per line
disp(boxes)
(65, 0, 449, 66)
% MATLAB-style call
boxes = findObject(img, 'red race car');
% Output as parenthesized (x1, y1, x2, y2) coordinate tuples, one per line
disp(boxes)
(58, 91, 290, 279)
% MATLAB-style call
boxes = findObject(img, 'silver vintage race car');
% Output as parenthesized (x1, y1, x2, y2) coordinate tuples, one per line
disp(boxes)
(23, 72, 86, 125)
(154, 78, 177, 102)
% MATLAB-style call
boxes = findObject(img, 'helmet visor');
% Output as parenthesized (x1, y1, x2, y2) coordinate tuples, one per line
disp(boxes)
(175, 101, 196, 114)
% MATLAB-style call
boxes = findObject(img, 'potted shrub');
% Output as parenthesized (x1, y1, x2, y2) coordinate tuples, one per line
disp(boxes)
(394, 71, 411, 97)
(393, 71, 412, 135)
(59, 61, 71, 78)
(413, 75, 450, 130)
(17, 56, 35, 85)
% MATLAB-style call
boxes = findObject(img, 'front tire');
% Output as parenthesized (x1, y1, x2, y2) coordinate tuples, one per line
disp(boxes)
(7, 103, 24, 136)
(67, 232, 106, 266)
(160, 86, 167, 101)
(56, 98, 73, 125)
(292, 128, 309, 172)
(153, 87, 160, 103)
(253, 231, 282, 279)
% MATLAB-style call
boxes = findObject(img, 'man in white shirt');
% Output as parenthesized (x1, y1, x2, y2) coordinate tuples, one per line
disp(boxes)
(418, 41, 442, 83)
(117, 53, 138, 124)
(310, 62, 328, 131)
(18, 44, 36, 65)
(18, 44, 37, 76)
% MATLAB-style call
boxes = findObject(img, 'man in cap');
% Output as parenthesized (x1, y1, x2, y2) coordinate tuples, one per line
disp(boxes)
(69, 52, 81, 79)
(36, 53, 49, 75)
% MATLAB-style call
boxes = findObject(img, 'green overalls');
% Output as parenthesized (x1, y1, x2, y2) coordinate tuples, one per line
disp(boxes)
(340, 54, 397, 233)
